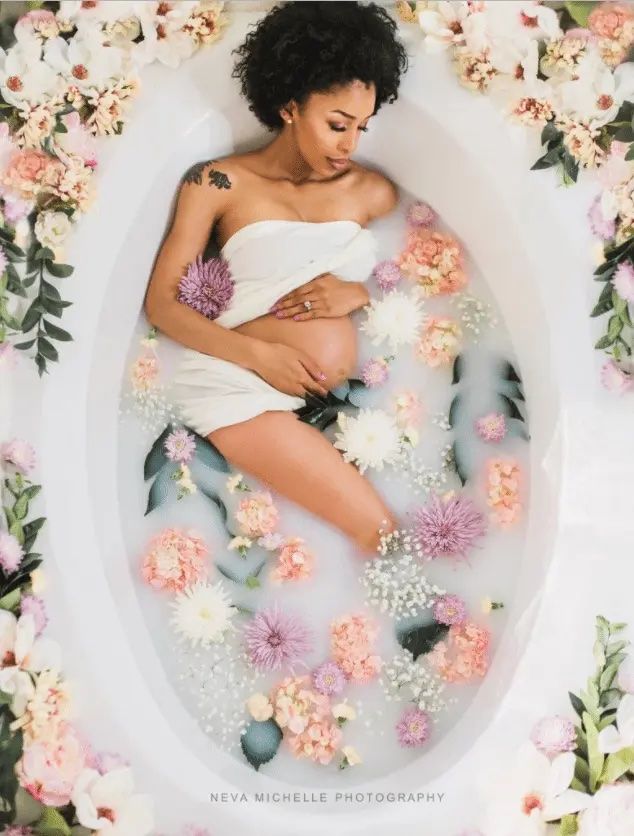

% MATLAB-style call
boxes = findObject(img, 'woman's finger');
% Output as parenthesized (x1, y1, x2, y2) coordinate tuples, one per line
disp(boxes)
(276, 302, 322, 319)
(292, 307, 328, 321)
(271, 284, 314, 311)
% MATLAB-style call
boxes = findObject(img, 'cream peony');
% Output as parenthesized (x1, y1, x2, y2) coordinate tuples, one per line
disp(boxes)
(169, 580, 236, 647)
(34, 209, 72, 250)
(333, 409, 403, 475)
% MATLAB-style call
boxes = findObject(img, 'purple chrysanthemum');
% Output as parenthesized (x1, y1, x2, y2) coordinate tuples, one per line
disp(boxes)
(164, 428, 196, 463)
(312, 660, 346, 696)
(0, 530, 24, 573)
(20, 594, 48, 635)
(244, 603, 313, 672)
(177, 255, 234, 319)
(361, 356, 389, 387)
(407, 200, 437, 229)
(396, 706, 430, 747)
(372, 260, 402, 292)
(530, 715, 577, 757)
(413, 493, 487, 561)
(613, 261, 634, 303)
(475, 412, 507, 443)
(587, 194, 615, 241)
(433, 593, 467, 626)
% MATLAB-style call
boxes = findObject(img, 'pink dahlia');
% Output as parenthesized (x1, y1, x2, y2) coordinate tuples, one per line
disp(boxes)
(20, 594, 48, 635)
(601, 358, 633, 393)
(530, 715, 578, 757)
(412, 492, 487, 561)
(588, 195, 616, 240)
(1, 438, 36, 474)
(177, 255, 234, 320)
(312, 661, 346, 696)
(361, 356, 390, 387)
(433, 593, 467, 626)
(613, 261, 634, 303)
(407, 200, 437, 228)
(475, 412, 507, 442)
(396, 706, 430, 747)
(244, 603, 313, 672)
(164, 428, 196, 463)
(372, 260, 402, 291)
(0, 530, 24, 573)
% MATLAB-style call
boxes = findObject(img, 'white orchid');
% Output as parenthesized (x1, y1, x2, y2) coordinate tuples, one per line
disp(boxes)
(598, 692, 634, 753)
(71, 766, 154, 835)
(0, 36, 63, 108)
(479, 741, 591, 836)
(478, 1, 561, 50)
(0, 611, 61, 717)
(487, 39, 555, 124)
(132, 2, 199, 69)
(576, 783, 634, 836)
(418, 2, 487, 54)
(43, 26, 130, 94)
(556, 53, 634, 128)
(58, 1, 137, 25)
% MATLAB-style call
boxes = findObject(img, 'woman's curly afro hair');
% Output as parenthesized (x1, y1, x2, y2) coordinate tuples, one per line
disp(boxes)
(231, 2, 409, 131)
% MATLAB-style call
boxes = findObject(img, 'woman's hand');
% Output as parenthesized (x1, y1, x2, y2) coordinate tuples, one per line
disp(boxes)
(250, 341, 330, 398)
(269, 273, 369, 320)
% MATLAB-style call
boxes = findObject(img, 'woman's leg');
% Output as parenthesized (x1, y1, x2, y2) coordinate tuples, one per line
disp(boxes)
(208, 411, 398, 555)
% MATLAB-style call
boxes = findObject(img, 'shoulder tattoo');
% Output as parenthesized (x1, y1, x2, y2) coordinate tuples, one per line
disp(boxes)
(182, 159, 232, 189)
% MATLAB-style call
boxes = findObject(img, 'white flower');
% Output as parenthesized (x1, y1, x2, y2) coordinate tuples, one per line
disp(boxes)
(176, 463, 197, 497)
(43, 26, 130, 94)
(341, 745, 362, 766)
(332, 702, 357, 722)
(360, 291, 424, 353)
(257, 531, 286, 551)
(475, 1, 561, 52)
(246, 692, 274, 722)
(618, 654, 634, 694)
(226, 472, 245, 494)
(132, 1, 199, 69)
(72, 766, 154, 835)
(0, 36, 63, 107)
(34, 210, 72, 250)
(29, 568, 46, 595)
(333, 409, 403, 474)
(479, 742, 590, 836)
(228, 535, 252, 552)
(598, 693, 634, 753)
(170, 580, 236, 647)
(58, 2, 137, 25)
(418, 1, 486, 54)
(556, 52, 634, 127)
(576, 783, 634, 836)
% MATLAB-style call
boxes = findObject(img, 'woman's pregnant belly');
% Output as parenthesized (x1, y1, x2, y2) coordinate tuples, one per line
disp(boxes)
(233, 313, 357, 391)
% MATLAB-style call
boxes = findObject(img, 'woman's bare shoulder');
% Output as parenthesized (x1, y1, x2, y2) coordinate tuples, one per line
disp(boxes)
(353, 163, 399, 222)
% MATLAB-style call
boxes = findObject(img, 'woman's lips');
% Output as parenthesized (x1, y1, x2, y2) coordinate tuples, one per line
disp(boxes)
(327, 157, 349, 170)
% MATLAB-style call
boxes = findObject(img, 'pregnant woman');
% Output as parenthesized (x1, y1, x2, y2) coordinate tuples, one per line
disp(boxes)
(144, 1, 409, 555)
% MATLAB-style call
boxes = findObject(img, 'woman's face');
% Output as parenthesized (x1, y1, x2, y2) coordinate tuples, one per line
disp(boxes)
(283, 80, 376, 177)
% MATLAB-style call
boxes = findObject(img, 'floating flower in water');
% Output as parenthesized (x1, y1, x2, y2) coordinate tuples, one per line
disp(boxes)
(0, 530, 24, 573)
(530, 715, 577, 758)
(416, 316, 462, 367)
(396, 706, 430, 748)
(412, 492, 487, 562)
(130, 354, 159, 393)
(588, 194, 616, 240)
(235, 491, 279, 538)
(246, 692, 274, 722)
(613, 261, 634, 302)
(600, 358, 633, 393)
(396, 227, 467, 296)
(427, 621, 491, 683)
(173, 462, 197, 499)
(433, 593, 467, 625)
(339, 745, 362, 769)
(225, 472, 248, 493)
(360, 355, 391, 387)
(360, 290, 425, 352)
(588, 2, 634, 46)
(177, 254, 234, 320)
(481, 597, 504, 614)
(257, 531, 286, 551)
(486, 458, 522, 527)
(227, 535, 252, 558)
(244, 604, 313, 672)
(332, 701, 357, 725)
(164, 427, 196, 463)
(1, 438, 36, 474)
(170, 580, 236, 647)
(393, 390, 424, 430)
(19, 595, 48, 636)
(333, 409, 403, 475)
(330, 613, 382, 683)
(312, 661, 346, 697)
(407, 200, 437, 228)
(16, 723, 86, 808)
(475, 412, 507, 442)
(141, 527, 208, 593)
(372, 259, 402, 291)
(271, 536, 314, 584)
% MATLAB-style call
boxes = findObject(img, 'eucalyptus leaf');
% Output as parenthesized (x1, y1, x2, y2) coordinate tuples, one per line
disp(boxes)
(396, 619, 450, 661)
(143, 423, 173, 481)
(240, 718, 283, 771)
(451, 353, 464, 385)
(145, 464, 178, 515)
(44, 260, 73, 279)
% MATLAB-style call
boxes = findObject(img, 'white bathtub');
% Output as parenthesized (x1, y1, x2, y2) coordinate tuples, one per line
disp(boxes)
(4, 5, 634, 834)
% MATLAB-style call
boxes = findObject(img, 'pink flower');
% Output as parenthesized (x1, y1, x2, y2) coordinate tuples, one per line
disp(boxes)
(475, 412, 507, 442)
(407, 200, 437, 229)
(164, 428, 196, 463)
(312, 661, 346, 696)
(372, 260, 402, 291)
(20, 595, 48, 635)
(393, 390, 424, 429)
(330, 613, 382, 683)
(433, 593, 467, 625)
(613, 262, 634, 302)
(416, 317, 462, 367)
(0, 341, 18, 368)
(530, 715, 578, 757)
(427, 621, 490, 682)
(4, 826, 35, 835)
(588, 3, 634, 44)
(588, 194, 616, 239)
(598, 141, 632, 188)
(91, 750, 130, 775)
(130, 355, 158, 392)
(235, 491, 279, 537)
(1, 438, 36, 474)
(0, 530, 24, 573)
(361, 356, 390, 387)
(601, 358, 633, 393)
(271, 537, 314, 584)
(55, 111, 98, 168)
(178, 255, 234, 320)
(2, 149, 55, 199)
(16, 723, 87, 807)
(396, 228, 467, 297)
(245, 604, 313, 672)
(141, 527, 208, 593)
(485, 458, 522, 527)
(413, 492, 487, 562)
(287, 714, 342, 765)
(396, 706, 430, 747)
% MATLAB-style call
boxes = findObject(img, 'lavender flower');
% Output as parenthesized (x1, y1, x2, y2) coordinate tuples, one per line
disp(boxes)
(407, 200, 437, 228)
(433, 593, 467, 626)
(413, 492, 487, 561)
(530, 715, 577, 757)
(474, 412, 507, 443)
(396, 706, 430, 747)
(312, 661, 346, 696)
(361, 356, 390, 387)
(20, 594, 48, 635)
(0, 530, 24, 573)
(177, 255, 234, 320)
(613, 261, 634, 303)
(164, 428, 196, 463)
(588, 194, 615, 240)
(372, 259, 402, 292)
(244, 603, 313, 672)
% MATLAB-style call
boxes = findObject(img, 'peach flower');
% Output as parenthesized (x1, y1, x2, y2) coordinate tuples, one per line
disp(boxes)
(588, 3, 634, 44)
(130, 355, 159, 392)
(416, 317, 463, 367)
(486, 457, 522, 527)
(2, 149, 56, 198)
(330, 613, 382, 683)
(141, 527, 208, 593)
(396, 228, 467, 297)
(235, 491, 279, 537)
(16, 722, 87, 807)
(427, 621, 490, 682)
(271, 537, 314, 584)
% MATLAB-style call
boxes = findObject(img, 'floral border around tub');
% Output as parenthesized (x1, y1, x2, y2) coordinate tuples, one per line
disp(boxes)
(397, 0, 634, 393)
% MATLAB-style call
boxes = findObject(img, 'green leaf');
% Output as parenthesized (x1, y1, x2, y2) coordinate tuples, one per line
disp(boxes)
(564, 1, 597, 27)
(44, 260, 73, 279)
(37, 336, 59, 362)
(600, 746, 634, 784)
(583, 711, 604, 793)
(569, 691, 585, 720)
(33, 806, 72, 836)
(595, 334, 615, 350)
(574, 754, 590, 789)
(558, 813, 579, 835)
(499, 393, 525, 422)
(22, 516, 45, 551)
(193, 431, 230, 473)
(451, 353, 464, 385)
(20, 298, 42, 333)
(13, 492, 28, 520)
(451, 440, 468, 486)
(145, 464, 177, 515)
(591, 283, 614, 317)
(240, 719, 282, 771)
(0, 588, 21, 611)
(448, 393, 461, 428)
(626, 142, 634, 162)
(599, 660, 620, 691)
(42, 319, 72, 341)
(245, 574, 261, 589)
(143, 423, 173, 481)
(396, 618, 450, 661)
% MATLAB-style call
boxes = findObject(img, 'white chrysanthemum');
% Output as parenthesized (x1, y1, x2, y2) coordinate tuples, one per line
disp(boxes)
(170, 580, 236, 647)
(360, 291, 424, 352)
(333, 409, 403, 474)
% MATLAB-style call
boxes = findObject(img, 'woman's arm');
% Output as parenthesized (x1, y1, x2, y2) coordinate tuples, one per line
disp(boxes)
(143, 159, 261, 371)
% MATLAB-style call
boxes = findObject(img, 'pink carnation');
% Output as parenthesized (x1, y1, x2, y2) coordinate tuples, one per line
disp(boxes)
(2, 149, 57, 200)
(601, 358, 633, 393)
(16, 723, 87, 807)
(164, 428, 196, 463)
(416, 317, 462, 367)
(475, 412, 507, 442)
(330, 613, 382, 683)
(130, 355, 158, 392)
(588, 194, 616, 239)
(0, 530, 24, 573)
(235, 491, 279, 537)
(530, 715, 578, 757)
(141, 527, 208, 593)
(427, 621, 490, 682)
(287, 713, 342, 765)
(588, 3, 634, 43)
(178, 255, 234, 320)
(407, 200, 437, 228)
(271, 536, 314, 584)
(613, 261, 634, 302)
(1, 438, 36, 474)
(20, 594, 48, 635)
(270, 675, 341, 764)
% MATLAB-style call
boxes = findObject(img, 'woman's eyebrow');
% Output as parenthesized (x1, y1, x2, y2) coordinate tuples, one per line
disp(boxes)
(330, 108, 373, 120)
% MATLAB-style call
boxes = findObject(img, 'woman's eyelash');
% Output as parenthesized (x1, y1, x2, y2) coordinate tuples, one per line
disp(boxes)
(330, 124, 369, 133)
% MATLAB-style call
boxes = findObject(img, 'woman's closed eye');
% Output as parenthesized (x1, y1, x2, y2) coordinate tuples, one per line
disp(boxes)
(329, 123, 369, 133)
